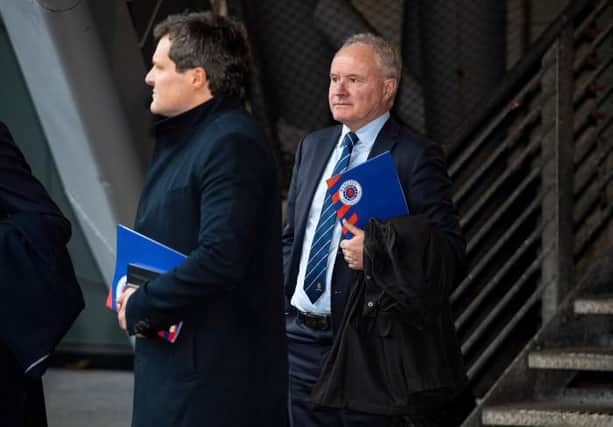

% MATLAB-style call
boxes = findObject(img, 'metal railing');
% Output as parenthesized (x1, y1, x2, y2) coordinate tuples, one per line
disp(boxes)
(444, 0, 613, 397)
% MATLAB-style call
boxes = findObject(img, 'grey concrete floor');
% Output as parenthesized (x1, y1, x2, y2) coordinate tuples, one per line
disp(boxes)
(43, 369, 133, 427)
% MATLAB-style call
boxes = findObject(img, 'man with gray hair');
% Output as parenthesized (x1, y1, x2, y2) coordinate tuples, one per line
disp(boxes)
(282, 33, 473, 426)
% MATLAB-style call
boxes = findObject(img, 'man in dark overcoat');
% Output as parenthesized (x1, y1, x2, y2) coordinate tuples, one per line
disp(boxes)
(0, 120, 84, 427)
(282, 34, 472, 426)
(116, 12, 287, 427)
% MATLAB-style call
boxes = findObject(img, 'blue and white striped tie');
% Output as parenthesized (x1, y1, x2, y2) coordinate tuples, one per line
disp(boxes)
(303, 132, 358, 303)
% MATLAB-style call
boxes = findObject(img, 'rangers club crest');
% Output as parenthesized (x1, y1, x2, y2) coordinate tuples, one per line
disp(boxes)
(339, 179, 363, 206)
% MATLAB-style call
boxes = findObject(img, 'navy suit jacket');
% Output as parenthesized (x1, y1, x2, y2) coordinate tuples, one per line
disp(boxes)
(282, 118, 464, 331)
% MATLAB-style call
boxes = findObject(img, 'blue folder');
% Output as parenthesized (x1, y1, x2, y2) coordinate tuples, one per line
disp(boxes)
(105, 225, 186, 342)
(326, 151, 409, 237)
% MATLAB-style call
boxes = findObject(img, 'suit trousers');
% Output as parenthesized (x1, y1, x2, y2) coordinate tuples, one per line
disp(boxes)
(286, 311, 402, 427)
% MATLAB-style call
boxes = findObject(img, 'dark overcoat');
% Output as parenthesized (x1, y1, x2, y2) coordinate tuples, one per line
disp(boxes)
(0, 121, 84, 427)
(125, 97, 288, 427)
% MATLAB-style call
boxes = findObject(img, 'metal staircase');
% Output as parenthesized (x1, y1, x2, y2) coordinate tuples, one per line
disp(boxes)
(447, 0, 613, 425)
(472, 250, 613, 426)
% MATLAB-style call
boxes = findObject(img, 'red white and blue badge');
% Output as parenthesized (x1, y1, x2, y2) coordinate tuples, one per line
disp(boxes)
(339, 179, 363, 206)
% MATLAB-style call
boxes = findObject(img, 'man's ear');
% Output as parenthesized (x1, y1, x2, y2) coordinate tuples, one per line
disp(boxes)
(191, 67, 208, 89)
(383, 78, 397, 102)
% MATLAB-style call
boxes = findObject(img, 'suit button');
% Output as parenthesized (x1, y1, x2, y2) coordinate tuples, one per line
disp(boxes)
(367, 301, 374, 308)
(366, 275, 373, 280)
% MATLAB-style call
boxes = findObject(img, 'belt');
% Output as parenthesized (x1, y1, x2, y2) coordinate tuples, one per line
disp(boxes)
(297, 310, 331, 331)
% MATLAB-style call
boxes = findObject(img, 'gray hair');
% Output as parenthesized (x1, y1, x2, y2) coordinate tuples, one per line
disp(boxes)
(341, 33, 402, 81)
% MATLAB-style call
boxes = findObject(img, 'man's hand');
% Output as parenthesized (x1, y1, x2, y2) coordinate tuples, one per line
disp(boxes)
(117, 287, 136, 332)
(339, 220, 364, 270)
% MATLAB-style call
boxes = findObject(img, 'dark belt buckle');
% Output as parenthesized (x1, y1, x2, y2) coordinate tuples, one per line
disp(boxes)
(300, 311, 330, 331)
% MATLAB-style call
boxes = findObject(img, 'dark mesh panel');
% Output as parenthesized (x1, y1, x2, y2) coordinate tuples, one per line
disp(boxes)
(314, 0, 426, 132)
(127, 0, 212, 68)
(353, 0, 404, 47)
(420, 0, 506, 142)
(402, 2, 424, 81)
(242, 0, 333, 131)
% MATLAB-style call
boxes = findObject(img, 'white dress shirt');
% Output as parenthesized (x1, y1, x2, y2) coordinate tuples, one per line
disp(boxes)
(291, 112, 390, 314)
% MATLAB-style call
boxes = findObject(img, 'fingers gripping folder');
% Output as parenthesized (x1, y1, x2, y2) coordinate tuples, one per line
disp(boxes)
(105, 225, 186, 343)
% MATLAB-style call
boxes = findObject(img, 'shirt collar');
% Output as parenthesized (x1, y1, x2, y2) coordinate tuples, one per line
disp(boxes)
(338, 112, 390, 148)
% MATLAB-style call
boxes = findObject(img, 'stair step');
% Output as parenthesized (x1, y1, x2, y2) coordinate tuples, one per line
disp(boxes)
(559, 387, 613, 403)
(575, 295, 613, 314)
(528, 347, 613, 371)
(482, 401, 613, 426)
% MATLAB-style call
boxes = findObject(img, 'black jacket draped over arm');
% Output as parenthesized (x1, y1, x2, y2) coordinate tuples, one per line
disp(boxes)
(311, 215, 472, 421)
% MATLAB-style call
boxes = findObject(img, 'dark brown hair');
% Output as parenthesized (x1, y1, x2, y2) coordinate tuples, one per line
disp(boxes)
(154, 12, 249, 99)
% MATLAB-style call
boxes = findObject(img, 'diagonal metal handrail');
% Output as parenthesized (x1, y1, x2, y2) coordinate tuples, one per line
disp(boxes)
(462, 240, 556, 357)
(448, 73, 541, 179)
(597, 85, 613, 107)
(467, 275, 556, 380)
(452, 188, 546, 305)
(457, 214, 555, 335)
(460, 133, 545, 229)
(574, 55, 613, 102)
(465, 166, 542, 255)
(573, 97, 599, 133)
(573, 21, 613, 71)
(573, 0, 610, 40)
(574, 136, 613, 196)
(574, 125, 598, 166)
(453, 108, 541, 205)
(574, 167, 613, 227)
(575, 204, 613, 258)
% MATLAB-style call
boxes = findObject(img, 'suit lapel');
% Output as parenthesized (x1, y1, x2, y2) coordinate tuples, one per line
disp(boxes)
(302, 126, 341, 211)
(368, 117, 400, 159)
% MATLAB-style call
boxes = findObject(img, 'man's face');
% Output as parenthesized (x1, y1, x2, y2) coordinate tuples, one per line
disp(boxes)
(145, 35, 200, 117)
(328, 43, 396, 131)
